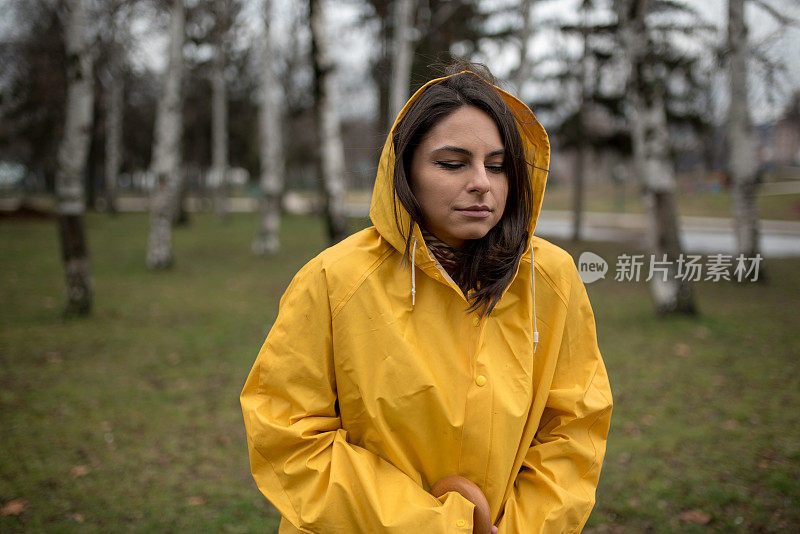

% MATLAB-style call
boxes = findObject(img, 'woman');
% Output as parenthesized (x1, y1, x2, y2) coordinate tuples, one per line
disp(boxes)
(241, 64, 613, 533)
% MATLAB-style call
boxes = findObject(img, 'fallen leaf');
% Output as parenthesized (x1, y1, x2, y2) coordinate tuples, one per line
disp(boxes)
(71, 465, 90, 477)
(187, 496, 207, 506)
(68, 512, 85, 523)
(721, 419, 738, 431)
(1, 499, 27, 516)
(673, 343, 691, 357)
(679, 509, 711, 524)
(694, 326, 710, 339)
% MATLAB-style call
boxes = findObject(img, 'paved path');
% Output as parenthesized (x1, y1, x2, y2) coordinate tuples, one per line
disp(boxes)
(534, 211, 800, 258)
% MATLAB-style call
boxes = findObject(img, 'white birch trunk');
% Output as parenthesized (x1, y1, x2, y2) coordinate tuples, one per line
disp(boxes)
(728, 0, 761, 260)
(252, 0, 284, 255)
(310, 0, 348, 244)
(103, 66, 123, 214)
(56, 0, 94, 316)
(616, 0, 695, 313)
(147, 0, 185, 269)
(211, 20, 229, 222)
(389, 0, 417, 121)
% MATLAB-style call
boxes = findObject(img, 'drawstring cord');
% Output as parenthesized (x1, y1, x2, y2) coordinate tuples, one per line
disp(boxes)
(411, 236, 417, 306)
(409, 233, 538, 355)
(531, 238, 539, 354)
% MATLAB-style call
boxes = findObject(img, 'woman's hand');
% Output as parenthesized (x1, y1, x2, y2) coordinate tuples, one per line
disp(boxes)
(431, 476, 493, 534)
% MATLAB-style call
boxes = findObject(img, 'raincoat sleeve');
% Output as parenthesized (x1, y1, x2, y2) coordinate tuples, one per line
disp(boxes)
(240, 259, 476, 533)
(496, 263, 613, 534)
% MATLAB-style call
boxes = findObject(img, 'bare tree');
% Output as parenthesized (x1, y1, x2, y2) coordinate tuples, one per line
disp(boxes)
(725, 0, 800, 271)
(511, 0, 536, 94)
(538, 0, 613, 242)
(56, 0, 95, 316)
(389, 0, 417, 121)
(252, 0, 284, 255)
(147, 0, 185, 269)
(727, 0, 778, 268)
(616, 0, 695, 314)
(95, 0, 136, 215)
(309, 0, 348, 244)
(572, 0, 592, 242)
(366, 0, 484, 136)
(211, 0, 234, 222)
(102, 67, 123, 214)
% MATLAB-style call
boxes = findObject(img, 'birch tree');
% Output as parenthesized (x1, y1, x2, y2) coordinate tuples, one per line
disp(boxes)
(309, 0, 348, 244)
(366, 0, 483, 135)
(147, 0, 185, 269)
(211, 0, 233, 222)
(727, 0, 760, 263)
(252, 0, 284, 255)
(56, 0, 95, 315)
(726, 0, 799, 265)
(94, 1, 130, 215)
(616, 0, 695, 313)
(389, 0, 417, 121)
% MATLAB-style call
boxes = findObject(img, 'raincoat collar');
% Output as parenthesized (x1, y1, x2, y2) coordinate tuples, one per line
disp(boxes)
(368, 70, 551, 264)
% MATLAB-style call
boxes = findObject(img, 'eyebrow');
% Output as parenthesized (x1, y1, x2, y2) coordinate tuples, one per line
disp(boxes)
(430, 146, 505, 158)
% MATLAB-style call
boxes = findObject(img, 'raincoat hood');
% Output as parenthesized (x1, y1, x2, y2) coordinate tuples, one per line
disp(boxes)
(369, 70, 551, 258)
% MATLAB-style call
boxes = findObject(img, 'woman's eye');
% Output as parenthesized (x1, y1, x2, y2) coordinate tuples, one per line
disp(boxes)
(486, 164, 505, 174)
(435, 161, 464, 170)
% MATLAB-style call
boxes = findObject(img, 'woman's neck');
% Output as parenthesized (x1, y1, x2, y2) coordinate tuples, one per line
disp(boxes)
(420, 226, 462, 281)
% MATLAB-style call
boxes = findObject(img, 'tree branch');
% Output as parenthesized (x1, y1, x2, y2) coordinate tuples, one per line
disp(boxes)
(750, 0, 800, 28)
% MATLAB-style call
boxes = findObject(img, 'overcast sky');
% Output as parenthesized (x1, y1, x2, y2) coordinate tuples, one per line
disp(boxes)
(279, 0, 799, 122)
(3, 0, 798, 122)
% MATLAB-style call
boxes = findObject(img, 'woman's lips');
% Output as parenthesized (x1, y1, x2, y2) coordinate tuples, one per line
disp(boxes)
(457, 207, 492, 218)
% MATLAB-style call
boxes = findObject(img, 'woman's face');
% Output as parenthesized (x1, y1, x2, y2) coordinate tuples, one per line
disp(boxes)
(409, 105, 509, 249)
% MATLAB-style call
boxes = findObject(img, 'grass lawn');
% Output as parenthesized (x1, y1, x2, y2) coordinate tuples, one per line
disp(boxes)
(1, 211, 798, 532)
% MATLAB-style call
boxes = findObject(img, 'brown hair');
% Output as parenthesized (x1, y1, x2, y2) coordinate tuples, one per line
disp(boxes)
(392, 61, 533, 318)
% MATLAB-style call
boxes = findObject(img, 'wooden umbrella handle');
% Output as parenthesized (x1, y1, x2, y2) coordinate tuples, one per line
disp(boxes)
(431, 475, 492, 534)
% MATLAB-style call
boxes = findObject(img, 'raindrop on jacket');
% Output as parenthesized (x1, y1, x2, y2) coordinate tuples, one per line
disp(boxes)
(240, 72, 613, 533)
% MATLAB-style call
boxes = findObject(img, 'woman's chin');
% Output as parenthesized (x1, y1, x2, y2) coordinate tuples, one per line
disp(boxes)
(454, 227, 492, 243)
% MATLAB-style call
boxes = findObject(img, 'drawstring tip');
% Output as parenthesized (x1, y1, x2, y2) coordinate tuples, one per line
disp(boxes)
(533, 331, 539, 353)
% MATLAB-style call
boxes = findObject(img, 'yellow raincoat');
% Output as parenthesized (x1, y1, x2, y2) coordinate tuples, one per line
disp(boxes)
(241, 73, 613, 533)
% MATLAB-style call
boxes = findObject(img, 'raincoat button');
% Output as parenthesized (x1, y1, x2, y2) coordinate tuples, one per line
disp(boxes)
(456, 519, 467, 527)
(475, 375, 487, 387)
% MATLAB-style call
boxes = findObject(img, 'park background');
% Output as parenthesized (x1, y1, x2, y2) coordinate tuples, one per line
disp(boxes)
(1, 0, 799, 532)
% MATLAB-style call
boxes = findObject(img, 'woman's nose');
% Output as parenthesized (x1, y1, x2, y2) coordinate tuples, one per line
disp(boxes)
(467, 166, 491, 194)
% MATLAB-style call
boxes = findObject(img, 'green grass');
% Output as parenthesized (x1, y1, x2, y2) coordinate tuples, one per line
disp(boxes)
(1, 212, 798, 532)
